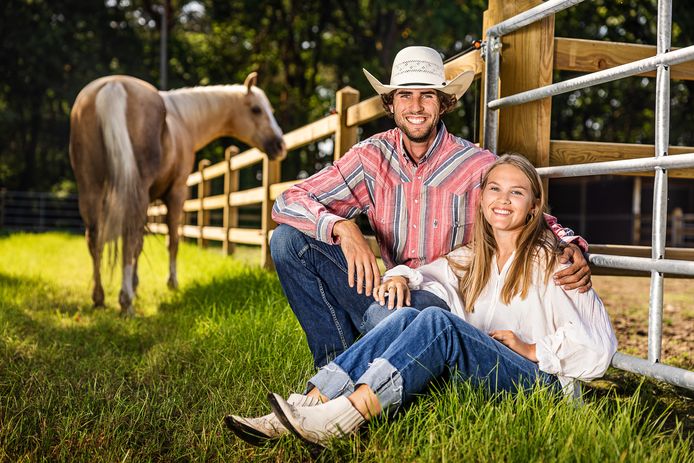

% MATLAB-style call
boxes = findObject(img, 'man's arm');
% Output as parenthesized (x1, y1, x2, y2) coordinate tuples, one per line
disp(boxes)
(272, 146, 381, 295)
(544, 213, 592, 292)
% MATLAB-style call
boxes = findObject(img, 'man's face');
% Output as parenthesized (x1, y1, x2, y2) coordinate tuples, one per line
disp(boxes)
(390, 89, 442, 144)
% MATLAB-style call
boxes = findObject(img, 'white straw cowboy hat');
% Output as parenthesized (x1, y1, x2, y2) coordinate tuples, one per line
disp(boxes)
(363, 46, 474, 100)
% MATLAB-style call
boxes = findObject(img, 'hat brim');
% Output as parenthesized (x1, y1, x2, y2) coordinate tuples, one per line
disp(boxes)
(363, 68, 475, 100)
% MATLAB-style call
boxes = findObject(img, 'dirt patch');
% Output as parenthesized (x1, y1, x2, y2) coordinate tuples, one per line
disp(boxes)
(592, 275, 694, 369)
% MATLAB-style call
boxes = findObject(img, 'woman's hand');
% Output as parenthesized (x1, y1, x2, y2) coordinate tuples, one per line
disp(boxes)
(489, 330, 538, 362)
(373, 276, 411, 310)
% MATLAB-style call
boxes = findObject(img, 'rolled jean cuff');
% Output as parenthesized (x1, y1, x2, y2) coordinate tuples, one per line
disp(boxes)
(356, 357, 403, 414)
(307, 361, 355, 399)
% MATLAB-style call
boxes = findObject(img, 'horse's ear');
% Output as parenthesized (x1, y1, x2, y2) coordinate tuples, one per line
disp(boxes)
(244, 72, 258, 93)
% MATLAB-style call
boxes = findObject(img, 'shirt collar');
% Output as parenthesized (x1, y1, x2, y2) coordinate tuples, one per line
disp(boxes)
(398, 121, 447, 166)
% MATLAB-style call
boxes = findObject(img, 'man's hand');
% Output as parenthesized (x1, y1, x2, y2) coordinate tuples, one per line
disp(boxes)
(554, 243, 592, 292)
(489, 330, 538, 362)
(333, 220, 381, 296)
(374, 276, 411, 309)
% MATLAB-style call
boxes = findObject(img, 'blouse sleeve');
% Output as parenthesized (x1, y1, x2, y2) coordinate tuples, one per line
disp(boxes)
(383, 257, 454, 290)
(534, 282, 618, 382)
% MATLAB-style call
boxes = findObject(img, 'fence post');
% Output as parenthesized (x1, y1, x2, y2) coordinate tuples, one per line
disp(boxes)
(481, 0, 555, 176)
(223, 146, 240, 255)
(334, 86, 360, 160)
(197, 159, 211, 248)
(261, 157, 281, 269)
(632, 177, 642, 244)
(671, 207, 683, 246)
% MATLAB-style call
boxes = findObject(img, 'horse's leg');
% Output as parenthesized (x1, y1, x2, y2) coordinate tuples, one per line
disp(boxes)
(164, 183, 186, 290)
(132, 232, 144, 294)
(86, 223, 105, 307)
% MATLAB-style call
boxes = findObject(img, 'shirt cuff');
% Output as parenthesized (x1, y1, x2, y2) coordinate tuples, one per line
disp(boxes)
(535, 337, 562, 375)
(564, 235, 589, 253)
(383, 265, 423, 289)
(316, 213, 346, 244)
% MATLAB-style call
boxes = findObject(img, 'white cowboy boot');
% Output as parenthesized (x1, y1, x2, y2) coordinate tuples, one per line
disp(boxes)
(268, 393, 365, 447)
(224, 393, 321, 446)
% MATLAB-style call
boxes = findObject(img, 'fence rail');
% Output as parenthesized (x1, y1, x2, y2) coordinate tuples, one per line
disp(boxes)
(0, 190, 82, 233)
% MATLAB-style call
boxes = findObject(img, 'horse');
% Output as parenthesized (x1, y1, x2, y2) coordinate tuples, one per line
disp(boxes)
(69, 72, 286, 316)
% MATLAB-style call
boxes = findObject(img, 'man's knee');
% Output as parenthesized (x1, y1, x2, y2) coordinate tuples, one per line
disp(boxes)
(270, 224, 306, 264)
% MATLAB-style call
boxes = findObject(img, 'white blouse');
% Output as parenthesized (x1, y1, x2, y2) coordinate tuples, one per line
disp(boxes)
(383, 246, 617, 388)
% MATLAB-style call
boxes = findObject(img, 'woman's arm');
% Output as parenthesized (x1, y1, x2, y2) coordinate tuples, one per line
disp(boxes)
(535, 285, 618, 382)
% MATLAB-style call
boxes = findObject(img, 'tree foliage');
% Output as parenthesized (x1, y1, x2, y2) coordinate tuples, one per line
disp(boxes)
(0, 0, 692, 192)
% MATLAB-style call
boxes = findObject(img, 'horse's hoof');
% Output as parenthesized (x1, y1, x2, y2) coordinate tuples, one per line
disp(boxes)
(92, 287, 105, 307)
(119, 308, 135, 319)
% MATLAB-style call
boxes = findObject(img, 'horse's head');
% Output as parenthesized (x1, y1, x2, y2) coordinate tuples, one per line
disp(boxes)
(234, 72, 287, 161)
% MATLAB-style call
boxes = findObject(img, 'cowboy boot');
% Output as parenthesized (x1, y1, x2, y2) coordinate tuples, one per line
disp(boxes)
(224, 393, 321, 446)
(268, 393, 365, 447)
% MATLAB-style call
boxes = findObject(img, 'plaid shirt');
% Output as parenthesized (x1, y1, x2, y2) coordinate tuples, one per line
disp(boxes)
(273, 124, 586, 269)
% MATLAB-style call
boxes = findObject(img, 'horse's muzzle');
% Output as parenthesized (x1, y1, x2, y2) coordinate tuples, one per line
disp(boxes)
(264, 137, 287, 161)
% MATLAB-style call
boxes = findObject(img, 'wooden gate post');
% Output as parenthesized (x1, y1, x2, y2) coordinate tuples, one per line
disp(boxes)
(197, 159, 211, 248)
(261, 157, 281, 269)
(481, 0, 555, 174)
(222, 146, 240, 255)
(334, 86, 360, 160)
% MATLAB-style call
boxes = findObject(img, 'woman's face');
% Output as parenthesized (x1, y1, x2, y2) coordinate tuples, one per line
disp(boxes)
(481, 163, 537, 238)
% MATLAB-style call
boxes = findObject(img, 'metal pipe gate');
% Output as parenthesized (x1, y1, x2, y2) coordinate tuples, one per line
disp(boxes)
(481, 0, 694, 390)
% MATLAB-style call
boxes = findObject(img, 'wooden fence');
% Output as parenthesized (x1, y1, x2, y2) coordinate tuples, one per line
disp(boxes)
(147, 0, 694, 269)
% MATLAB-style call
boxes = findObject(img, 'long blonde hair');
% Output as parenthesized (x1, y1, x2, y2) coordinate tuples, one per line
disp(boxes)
(448, 154, 563, 312)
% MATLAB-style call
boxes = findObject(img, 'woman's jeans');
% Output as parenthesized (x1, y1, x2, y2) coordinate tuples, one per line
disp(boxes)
(308, 307, 558, 411)
(270, 224, 450, 368)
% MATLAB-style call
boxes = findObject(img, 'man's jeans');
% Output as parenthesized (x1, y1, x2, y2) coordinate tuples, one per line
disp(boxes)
(270, 224, 450, 368)
(308, 307, 558, 411)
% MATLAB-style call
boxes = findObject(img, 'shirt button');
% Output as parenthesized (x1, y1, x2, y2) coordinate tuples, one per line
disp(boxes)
(414, 199, 419, 204)
(411, 249, 415, 254)
(412, 224, 417, 228)
(417, 175, 422, 180)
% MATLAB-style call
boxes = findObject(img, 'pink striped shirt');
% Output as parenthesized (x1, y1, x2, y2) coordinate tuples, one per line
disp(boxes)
(273, 124, 586, 269)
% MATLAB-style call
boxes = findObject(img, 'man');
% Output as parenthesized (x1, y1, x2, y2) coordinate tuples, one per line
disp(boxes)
(271, 46, 590, 369)
(224, 45, 591, 447)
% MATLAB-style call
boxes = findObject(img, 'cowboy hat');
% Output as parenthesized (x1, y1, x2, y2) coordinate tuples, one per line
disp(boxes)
(363, 46, 474, 100)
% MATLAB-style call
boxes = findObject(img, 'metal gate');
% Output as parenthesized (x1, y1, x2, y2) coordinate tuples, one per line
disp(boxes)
(481, 0, 694, 390)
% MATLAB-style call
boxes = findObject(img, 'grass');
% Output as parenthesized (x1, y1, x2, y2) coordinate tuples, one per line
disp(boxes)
(0, 232, 692, 462)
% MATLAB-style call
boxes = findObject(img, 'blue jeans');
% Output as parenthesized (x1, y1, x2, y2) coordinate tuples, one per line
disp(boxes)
(270, 224, 450, 368)
(308, 307, 558, 411)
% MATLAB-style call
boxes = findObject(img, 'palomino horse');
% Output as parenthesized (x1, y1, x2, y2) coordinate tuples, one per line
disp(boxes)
(69, 73, 286, 316)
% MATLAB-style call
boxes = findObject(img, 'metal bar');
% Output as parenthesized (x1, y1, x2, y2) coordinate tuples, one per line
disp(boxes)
(483, 36, 501, 152)
(536, 152, 694, 178)
(587, 253, 694, 276)
(648, 0, 673, 364)
(486, 0, 586, 38)
(487, 45, 694, 109)
(611, 352, 694, 391)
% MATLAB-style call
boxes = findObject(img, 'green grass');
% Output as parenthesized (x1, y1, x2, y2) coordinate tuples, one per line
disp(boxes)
(0, 232, 691, 462)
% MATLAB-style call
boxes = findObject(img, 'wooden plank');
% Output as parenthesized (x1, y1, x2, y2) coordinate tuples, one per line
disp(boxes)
(201, 226, 226, 241)
(202, 194, 227, 210)
(261, 158, 281, 269)
(484, 0, 555, 168)
(230, 148, 264, 171)
(550, 140, 694, 178)
(228, 227, 264, 245)
(183, 198, 200, 213)
(147, 222, 169, 234)
(269, 180, 301, 200)
(445, 48, 484, 80)
(555, 37, 694, 81)
(346, 96, 384, 127)
(283, 114, 339, 151)
(229, 187, 264, 206)
(147, 204, 167, 216)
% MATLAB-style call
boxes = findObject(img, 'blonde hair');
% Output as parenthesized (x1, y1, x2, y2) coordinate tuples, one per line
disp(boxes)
(448, 153, 563, 312)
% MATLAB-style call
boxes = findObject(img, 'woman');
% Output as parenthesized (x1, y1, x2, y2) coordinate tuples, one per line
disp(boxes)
(226, 154, 617, 447)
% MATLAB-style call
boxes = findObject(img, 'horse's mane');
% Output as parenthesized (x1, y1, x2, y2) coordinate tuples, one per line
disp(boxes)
(160, 85, 248, 122)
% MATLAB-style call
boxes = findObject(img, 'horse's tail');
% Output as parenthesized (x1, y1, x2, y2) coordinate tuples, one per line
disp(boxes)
(94, 81, 142, 252)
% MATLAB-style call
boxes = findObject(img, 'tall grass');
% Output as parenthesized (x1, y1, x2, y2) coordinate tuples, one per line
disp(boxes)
(0, 232, 691, 462)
